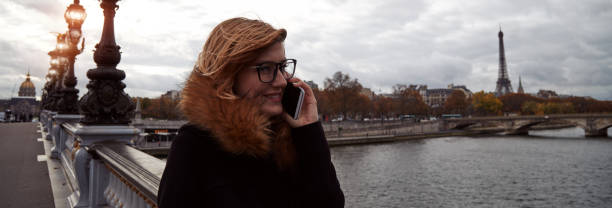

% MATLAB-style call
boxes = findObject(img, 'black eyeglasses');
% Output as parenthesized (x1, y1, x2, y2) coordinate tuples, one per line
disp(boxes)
(251, 59, 297, 83)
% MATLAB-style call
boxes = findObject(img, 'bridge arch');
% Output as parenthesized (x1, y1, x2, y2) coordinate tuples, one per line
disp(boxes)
(509, 120, 549, 135)
(442, 115, 612, 137)
(589, 119, 612, 137)
(556, 118, 611, 137)
(450, 122, 479, 130)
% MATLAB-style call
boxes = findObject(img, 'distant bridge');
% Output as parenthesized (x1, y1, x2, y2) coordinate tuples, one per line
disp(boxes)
(441, 114, 612, 137)
(131, 119, 186, 154)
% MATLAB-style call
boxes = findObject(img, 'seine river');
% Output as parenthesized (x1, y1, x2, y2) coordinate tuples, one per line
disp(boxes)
(330, 127, 612, 208)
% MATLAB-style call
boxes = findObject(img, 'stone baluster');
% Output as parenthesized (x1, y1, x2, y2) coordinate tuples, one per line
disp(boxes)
(104, 175, 118, 207)
(46, 111, 57, 140)
(51, 114, 81, 159)
(89, 159, 110, 207)
(119, 179, 127, 208)
(40, 110, 48, 132)
(69, 148, 91, 208)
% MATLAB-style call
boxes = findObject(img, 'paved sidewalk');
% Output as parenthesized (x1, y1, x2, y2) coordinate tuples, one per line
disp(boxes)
(0, 122, 54, 208)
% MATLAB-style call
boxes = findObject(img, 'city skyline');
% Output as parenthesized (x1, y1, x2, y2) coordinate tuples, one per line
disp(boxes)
(1, 0, 611, 100)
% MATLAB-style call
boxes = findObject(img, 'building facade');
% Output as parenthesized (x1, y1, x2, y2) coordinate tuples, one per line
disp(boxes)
(161, 90, 181, 101)
(411, 84, 473, 108)
(536, 90, 558, 99)
(3, 73, 40, 122)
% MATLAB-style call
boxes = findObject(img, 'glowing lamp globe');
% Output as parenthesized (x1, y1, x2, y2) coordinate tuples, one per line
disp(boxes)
(50, 57, 59, 67)
(64, 3, 86, 27)
(58, 57, 69, 66)
(57, 42, 69, 52)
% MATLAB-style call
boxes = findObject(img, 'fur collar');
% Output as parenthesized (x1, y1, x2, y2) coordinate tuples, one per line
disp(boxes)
(180, 73, 295, 168)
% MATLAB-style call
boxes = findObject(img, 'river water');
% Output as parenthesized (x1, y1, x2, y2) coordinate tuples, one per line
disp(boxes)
(330, 127, 612, 208)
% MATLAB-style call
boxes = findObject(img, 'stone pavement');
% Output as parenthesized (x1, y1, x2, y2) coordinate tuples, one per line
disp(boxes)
(0, 122, 54, 208)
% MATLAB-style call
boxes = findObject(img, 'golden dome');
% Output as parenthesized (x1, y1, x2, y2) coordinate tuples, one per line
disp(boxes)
(18, 72, 36, 97)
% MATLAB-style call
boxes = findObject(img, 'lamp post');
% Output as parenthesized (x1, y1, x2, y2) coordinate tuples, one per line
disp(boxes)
(67, 2, 138, 206)
(79, 0, 135, 124)
(42, 48, 61, 111)
(49, 34, 71, 112)
(57, 0, 86, 114)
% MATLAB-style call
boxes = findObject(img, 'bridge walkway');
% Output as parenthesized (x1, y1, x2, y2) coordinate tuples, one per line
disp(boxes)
(0, 123, 54, 208)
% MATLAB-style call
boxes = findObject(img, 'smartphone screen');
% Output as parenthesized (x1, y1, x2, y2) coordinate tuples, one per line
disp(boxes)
(282, 84, 305, 120)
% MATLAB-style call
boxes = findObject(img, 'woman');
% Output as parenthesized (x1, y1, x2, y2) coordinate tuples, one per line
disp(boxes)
(158, 17, 345, 208)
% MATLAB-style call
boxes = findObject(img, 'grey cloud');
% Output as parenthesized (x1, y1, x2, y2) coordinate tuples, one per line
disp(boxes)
(1, 0, 611, 100)
(0, 39, 51, 98)
(7, 0, 64, 17)
(301, 0, 611, 99)
(0, 42, 23, 73)
(125, 72, 184, 92)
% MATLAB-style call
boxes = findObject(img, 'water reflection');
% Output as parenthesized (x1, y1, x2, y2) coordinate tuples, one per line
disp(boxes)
(529, 126, 612, 138)
(331, 127, 612, 208)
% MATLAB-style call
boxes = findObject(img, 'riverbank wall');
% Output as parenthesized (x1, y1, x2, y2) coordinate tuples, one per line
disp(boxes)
(326, 122, 575, 147)
(145, 121, 576, 155)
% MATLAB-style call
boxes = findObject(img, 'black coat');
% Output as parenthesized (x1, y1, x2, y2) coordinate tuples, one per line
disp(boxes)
(158, 121, 344, 208)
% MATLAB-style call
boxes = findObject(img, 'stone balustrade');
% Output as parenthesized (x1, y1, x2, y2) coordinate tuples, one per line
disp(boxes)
(41, 110, 165, 208)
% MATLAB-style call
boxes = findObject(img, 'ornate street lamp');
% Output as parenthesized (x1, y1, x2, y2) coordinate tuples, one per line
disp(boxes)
(65, 0, 86, 37)
(48, 34, 70, 112)
(67, 2, 137, 206)
(79, 0, 135, 124)
(57, 0, 86, 114)
(42, 48, 61, 111)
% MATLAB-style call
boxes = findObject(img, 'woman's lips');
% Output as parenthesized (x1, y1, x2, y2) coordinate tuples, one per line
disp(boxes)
(264, 93, 282, 102)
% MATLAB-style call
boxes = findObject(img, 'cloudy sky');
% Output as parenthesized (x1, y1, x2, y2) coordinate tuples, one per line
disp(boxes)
(1, 0, 611, 100)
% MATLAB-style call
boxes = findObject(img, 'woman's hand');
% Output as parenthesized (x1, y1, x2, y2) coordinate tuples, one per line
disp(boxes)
(283, 78, 319, 128)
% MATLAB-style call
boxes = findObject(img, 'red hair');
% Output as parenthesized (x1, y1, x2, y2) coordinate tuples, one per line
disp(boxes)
(187, 17, 287, 100)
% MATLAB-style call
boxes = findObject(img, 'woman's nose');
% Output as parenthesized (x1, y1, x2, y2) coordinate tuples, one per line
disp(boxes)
(270, 69, 287, 88)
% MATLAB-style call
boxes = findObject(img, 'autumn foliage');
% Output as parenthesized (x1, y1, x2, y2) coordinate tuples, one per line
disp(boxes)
(472, 91, 503, 116)
(443, 90, 469, 115)
(316, 72, 432, 120)
(499, 93, 542, 113)
(498, 93, 611, 115)
(392, 84, 429, 116)
(134, 72, 611, 121)
(312, 72, 611, 119)
(321, 71, 366, 118)
(134, 96, 183, 120)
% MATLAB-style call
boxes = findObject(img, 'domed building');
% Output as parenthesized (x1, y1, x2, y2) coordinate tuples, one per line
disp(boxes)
(18, 73, 36, 97)
(5, 72, 40, 122)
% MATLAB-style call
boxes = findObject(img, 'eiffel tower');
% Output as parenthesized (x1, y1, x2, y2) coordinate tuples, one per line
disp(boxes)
(495, 27, 513, 96)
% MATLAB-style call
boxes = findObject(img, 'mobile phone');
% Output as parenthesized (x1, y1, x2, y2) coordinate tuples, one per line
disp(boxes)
(282, 84, 305, 120)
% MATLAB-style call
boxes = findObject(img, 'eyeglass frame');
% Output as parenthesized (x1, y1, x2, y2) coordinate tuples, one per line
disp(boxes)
(250, 58, 297, 83)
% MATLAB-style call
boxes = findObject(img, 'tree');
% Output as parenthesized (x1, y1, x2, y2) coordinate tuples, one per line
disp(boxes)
(354, 93, 373, 119)
(141, 97, 151, 111)
(140, 96, 182, 120)
(564, 96, 612, 113)
(312, 87, 327, 119)
(373, 95, 394, 119)
(443, 90, 469, 114)
(392, 84, 429, 116)
(536, 102, 575, 114)
(472, 91, 502, 116)
(499, 93, 542, 114)
(323, 71, 364, 119)
(521, 101, 538, 115)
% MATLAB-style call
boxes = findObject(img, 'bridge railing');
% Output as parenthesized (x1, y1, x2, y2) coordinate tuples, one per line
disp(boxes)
(93, 142, 164, 208)
(41, 110, 165, 208)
